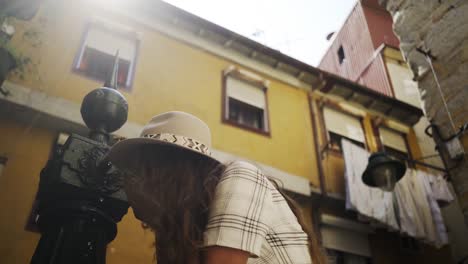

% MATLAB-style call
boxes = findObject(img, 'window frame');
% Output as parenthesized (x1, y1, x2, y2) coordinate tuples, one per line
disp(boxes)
(374, 123, 412, 161)
(318, 102, 367, 157)
(72, 20, 140, 91)
(328, 131, 366, 156)
(221, 69, 271, 137)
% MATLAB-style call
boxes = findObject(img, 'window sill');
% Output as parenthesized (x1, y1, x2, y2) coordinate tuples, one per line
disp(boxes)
(72, 68, 133, 92)
(222, 118, 271, 137)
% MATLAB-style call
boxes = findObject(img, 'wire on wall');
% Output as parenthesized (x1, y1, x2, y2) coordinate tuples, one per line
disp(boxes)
(424, 54, 457, 134)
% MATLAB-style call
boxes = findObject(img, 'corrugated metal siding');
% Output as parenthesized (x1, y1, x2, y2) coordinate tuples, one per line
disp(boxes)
(318, 1, 394, 96)
(362, 3, 400, 49)
(358, 53, 393, 96)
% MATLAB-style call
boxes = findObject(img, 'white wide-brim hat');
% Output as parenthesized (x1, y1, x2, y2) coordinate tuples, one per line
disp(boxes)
(107, 111, 220, 172)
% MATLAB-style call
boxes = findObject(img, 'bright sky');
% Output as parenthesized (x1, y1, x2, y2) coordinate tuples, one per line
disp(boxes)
(164, 0, 357, 66)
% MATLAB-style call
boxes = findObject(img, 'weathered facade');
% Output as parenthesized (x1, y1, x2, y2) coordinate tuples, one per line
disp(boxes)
(319, 0, 468, 262)
(319, 0, 422, 108)
(0, 0, 457, 263)
(319, 0, 399, 97)
(382, 0, 468, 249)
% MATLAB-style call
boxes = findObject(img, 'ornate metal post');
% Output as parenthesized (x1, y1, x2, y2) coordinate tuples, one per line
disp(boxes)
(30, 54, 129, 264)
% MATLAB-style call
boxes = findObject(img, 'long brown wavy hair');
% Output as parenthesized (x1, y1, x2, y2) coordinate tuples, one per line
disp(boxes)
(124, 144, 326, 264)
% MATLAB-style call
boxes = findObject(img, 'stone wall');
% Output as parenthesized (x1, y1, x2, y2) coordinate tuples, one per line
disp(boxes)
(380, 0, 468, 228)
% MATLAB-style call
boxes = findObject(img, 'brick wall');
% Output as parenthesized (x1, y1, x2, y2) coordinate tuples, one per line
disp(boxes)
(380, 0, 468, 227)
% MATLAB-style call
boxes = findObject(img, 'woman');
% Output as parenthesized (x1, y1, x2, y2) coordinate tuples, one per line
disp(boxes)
(108, 111, 325, 264)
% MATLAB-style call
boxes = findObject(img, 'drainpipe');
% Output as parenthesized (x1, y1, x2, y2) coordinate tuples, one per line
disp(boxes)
(309, 94, 327, 196)
(308, 93, 326, 243)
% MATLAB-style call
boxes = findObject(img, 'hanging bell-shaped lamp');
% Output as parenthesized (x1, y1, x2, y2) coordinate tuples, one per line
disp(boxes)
(362, 152, 406, 192)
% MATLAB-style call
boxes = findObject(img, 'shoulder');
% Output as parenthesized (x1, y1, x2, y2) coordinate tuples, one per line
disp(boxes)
(224, 160, 260, 173)
(214, 160, 273, 197)
(204, 160, 272, 256)
(221, 161, 267, 184)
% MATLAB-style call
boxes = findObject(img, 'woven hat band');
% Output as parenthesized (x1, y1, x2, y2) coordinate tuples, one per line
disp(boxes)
(142, 133, 211, 156)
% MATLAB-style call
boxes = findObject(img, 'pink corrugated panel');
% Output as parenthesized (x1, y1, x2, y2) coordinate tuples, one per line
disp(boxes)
(318, 1, 395, 97)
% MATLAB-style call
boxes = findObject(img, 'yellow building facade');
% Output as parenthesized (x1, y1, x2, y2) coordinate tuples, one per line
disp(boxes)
(0, 0, 453, 263)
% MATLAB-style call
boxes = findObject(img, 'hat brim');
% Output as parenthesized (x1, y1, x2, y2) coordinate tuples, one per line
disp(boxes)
(106, 137, 220, 173)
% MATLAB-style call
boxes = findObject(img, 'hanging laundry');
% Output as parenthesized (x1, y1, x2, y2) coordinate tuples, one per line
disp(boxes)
(428, 173, 454, 206)
(342, 139, 399, 230)
(417, 171, 450, 248)
(394, 169, 452, 247)
(394, 169, 437, 244)
(394, 170, 425, 239)
(342, 139, 450, 247)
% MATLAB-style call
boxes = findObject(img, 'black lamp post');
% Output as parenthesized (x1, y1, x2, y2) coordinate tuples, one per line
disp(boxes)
(362, 152, 406, 192)
(30, 54, 129, 264)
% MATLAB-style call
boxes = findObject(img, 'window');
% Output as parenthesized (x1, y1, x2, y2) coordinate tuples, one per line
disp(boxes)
(338, 45, 345, 64)
(322, 107, 365, 153)
(228, 97, 265, 130)
(378, 127, 409, 160)
(326, 249, 372, 264)
(329, 131, 365, 153)
(320, 214, 372, 262)
(223, 70, 269, 135)
(74, 21, 139, 90)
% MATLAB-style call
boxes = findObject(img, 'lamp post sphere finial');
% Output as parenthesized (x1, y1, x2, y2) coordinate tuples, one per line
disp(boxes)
(80, 87, 128, 134)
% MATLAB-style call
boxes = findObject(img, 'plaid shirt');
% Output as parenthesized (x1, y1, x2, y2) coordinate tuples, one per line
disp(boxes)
(203, 161, 312, 264)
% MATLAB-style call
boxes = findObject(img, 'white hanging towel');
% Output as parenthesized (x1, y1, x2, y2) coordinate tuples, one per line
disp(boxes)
(418, 170, 450, 248)
(394, 169, 438, 244)
(428, 174, 454, 205)
(394, 170, 425, 238)
(342, 139, 399, 230)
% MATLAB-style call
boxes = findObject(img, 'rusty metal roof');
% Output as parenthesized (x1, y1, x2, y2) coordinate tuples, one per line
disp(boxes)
(317, 71, 423, 125)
